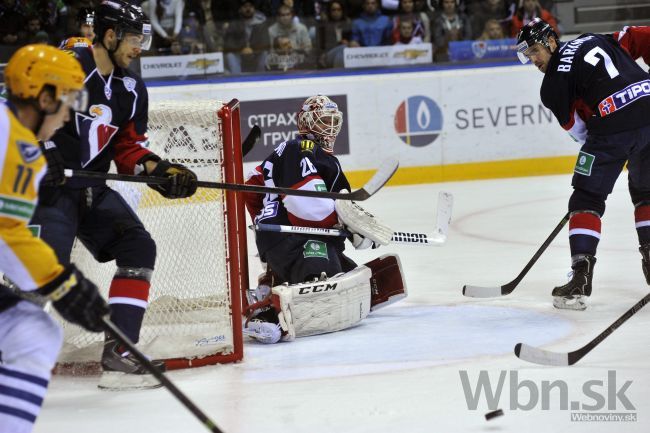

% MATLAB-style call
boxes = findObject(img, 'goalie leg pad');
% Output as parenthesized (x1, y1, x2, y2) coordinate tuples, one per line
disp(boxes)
(271, 266, 372, 339)
(365, 254, 408, 311)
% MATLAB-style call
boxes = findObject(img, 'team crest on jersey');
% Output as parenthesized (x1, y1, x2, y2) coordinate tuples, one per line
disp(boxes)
(75, 104, 119, 167)
(123, 77, 136, 92)
(300, 139, 315, 153)
(17, 141, 41, 163)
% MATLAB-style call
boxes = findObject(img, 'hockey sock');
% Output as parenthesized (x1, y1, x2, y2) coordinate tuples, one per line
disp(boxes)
(634, 204, 650, 245)
(568, 212, 601, 257)
(107, 277, 150, 344)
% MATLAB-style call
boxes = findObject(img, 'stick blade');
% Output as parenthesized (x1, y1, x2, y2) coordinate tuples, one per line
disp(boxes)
(514, 343, 570, 366)
(462, 284, 503, 297)
(355, 158, 399, 200)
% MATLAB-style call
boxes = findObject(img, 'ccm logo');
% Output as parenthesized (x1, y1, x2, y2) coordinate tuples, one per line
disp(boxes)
(392, 232, 429, 243)
(298, 283, 338, 294)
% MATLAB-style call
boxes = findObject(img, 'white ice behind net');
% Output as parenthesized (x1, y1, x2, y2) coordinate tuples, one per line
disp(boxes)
(59, 100, 235, 364)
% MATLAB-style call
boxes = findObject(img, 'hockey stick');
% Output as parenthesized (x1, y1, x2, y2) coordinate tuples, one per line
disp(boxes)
(102, 317, 224, 433)
(252, 191, 453, 246)
(242, 125, 261, 157)
(462, 212, 570, 298)
(64, 158, 398, 201)
(514, 293, 650, 366)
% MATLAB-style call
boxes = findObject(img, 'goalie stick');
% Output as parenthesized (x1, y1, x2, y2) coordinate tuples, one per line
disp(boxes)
(102, 317, 224, 433)
(252, 191, 453, 246)
(462, 212, 570, 298)
(242, 125, 261, 157)
(514, 292, 650, 366)
(65, 158, 399, 201)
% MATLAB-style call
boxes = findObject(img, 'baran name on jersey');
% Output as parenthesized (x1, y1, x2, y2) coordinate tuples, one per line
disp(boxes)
(558, 35, 594, 72)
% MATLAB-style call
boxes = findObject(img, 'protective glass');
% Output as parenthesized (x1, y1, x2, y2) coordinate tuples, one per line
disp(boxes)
(122, 32, 152, 51)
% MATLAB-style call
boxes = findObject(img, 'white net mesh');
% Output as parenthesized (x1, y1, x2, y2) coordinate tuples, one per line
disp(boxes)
(59, 100, 239, 366)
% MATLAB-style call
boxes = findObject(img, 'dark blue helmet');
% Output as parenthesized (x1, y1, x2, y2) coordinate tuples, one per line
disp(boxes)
(516, 18, 558, 64)
(94, 0, 152, 50)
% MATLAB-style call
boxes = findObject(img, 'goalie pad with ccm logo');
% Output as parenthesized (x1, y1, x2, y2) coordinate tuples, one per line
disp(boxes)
(271, 254, 407, 340)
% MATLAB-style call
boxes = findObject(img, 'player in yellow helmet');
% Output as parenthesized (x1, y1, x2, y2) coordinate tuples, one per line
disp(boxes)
(0, 45, 109, 433)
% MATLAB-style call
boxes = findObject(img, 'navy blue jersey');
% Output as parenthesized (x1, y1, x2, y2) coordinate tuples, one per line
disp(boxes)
(541, 33, 650, 141)
(245, 138, 351, 255)
(50, 47, 154, 187)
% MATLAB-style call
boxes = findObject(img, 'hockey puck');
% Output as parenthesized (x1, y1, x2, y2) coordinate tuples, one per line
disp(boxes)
(484, 409, 504, 420)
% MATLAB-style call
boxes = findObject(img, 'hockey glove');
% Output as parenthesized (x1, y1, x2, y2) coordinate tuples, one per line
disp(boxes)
(39, 140, 66, 186)
(350, 233, 379, 250)
(38, 265, 109, 332)
(335, 196, 393, 249)
(148, 160, 198, 199)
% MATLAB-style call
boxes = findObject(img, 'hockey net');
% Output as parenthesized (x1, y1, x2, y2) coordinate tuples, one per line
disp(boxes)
(56, 99, 247, 373)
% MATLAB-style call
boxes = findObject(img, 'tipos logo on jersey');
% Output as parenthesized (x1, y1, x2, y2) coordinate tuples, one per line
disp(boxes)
(598, 79, 650, 117)
(394, 96, 443, 147)
(17, 141, 41, 163)
(75, 104, 119, 167)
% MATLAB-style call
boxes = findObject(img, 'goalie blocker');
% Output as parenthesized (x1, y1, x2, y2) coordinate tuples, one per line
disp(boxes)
(244, 254, 407, 343)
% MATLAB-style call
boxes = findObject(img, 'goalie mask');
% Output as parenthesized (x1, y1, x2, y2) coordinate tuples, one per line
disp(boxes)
(516, 17, 558, 64)
(297, 95, 343, 153)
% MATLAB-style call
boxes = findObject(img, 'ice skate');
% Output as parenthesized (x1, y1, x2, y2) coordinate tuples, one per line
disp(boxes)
(552, 255, 596, 311)
(98, 337, 165, 390)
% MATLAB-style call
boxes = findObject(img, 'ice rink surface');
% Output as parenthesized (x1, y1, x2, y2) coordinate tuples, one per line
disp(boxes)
(35, 173, 650, 433)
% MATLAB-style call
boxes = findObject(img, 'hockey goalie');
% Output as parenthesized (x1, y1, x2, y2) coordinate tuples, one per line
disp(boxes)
(242, 94, 407, 343)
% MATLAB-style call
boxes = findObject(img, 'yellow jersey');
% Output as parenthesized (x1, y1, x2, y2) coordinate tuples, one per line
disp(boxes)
(0, 103, 64, 291)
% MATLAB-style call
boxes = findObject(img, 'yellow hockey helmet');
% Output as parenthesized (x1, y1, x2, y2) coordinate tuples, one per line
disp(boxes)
(4, 44, 86, 109)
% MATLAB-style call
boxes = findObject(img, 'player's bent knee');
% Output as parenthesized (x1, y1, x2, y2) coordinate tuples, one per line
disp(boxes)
(568, 189, 606, 216)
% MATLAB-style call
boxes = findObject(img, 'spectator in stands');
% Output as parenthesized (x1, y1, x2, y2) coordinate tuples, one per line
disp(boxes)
(508, 0, 558, 37)
(350, 0, 393, 47)
(268, 4, 312, 54)
(0, 0, 26, 46)
(391, 0, 430, 43)
(183, 0, 225, 52)
(25, 15, 49, 45)
(394, 17, 424, 44)
(477, 18, 505, 40)
(316, 1, 352, 69)
(142, 0, 185, 52)
(266, 34, 312, 71)
(224, 0, 267, 73)
(432, 0, 472, 61)
(471, 0, 507, 40)
(178, 11, 205, 53)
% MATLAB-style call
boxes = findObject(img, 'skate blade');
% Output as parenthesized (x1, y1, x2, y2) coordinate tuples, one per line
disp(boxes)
(553, 295, 587, 311)
(98, 371, 162, 391)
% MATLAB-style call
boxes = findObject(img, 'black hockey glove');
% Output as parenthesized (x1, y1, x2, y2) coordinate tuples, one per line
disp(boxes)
(148, 160, 198, 199)
(39, 140, 66, 186)
(38, 265, 110, 332)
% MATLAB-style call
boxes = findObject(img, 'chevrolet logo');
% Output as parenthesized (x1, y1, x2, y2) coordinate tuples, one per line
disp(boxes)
(186, 58, 218, 69)
(394, 49, 428, 60)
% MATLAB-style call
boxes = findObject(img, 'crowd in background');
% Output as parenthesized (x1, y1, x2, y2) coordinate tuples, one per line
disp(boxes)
(0, 0, 560, 72)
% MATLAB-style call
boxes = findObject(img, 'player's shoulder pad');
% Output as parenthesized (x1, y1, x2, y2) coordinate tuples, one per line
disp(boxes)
(298, 138, 317, 154)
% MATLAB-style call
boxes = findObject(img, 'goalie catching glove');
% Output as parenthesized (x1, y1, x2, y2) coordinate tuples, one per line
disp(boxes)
(335, 195, 392, 249)
(37, 264, 110, 332)
(146, 159, 198, 199)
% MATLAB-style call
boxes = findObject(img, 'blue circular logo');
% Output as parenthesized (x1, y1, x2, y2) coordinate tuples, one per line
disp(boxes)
(394, 95, 443, 147)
